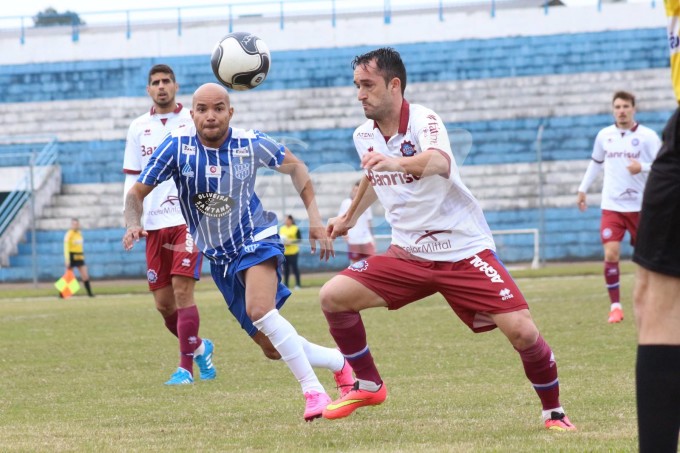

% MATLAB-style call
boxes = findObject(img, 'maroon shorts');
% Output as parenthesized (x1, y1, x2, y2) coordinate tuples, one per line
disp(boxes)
(339, 246, 529, 333)
(145, 225, 202, 291)
(600, 209, 639, 245)
(348, 242, 376, 262)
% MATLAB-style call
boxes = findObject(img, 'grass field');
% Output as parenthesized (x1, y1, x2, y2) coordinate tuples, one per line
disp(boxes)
(0, 263, 639, 452)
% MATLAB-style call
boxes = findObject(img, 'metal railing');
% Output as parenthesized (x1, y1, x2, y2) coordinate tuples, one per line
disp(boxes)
(0, 0, 658, 44)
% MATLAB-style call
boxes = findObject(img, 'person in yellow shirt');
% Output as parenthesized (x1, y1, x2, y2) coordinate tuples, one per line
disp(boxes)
(279, 215, 302, 289)
(632, 1, 680, 451)
(63, 218, 94, 297)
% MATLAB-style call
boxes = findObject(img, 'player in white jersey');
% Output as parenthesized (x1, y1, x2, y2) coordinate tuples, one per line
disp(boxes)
(123, 83, 354, 421)
(122, 64, 216, 385)
(577, 91, 661, 324)
(319, 47, 575, 431)
(337, 181, 375, 264)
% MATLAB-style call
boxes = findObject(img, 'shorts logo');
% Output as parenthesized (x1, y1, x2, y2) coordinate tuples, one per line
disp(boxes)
(244, 243, 259, 253)
(232, 163, 250, 181)
(181, 258, 191, 267)
(602, 228, 613, 240)
(400, 141, 417, 157)
(499, 288, 514, 301)
(182, 163, 194, 178)
(192, 192, 235, 218)
(348, 260, 369, 272)
(147, 269, 158, 283)
(469, 254, 504, 283)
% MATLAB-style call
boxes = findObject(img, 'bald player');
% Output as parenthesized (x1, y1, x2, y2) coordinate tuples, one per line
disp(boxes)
(123, 83, 354, 421)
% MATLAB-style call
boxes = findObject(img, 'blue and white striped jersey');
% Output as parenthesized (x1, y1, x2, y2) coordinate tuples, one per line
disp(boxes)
(138, 125, 285, 264)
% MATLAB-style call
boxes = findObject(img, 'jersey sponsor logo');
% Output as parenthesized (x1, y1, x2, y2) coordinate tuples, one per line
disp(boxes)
(160, 195, 179, 206)
(243, 243, 259, 254)
(356, 132, 374, 138)
(618, 188, 639, 199)
(205, 165, 221, 178)
(182, 163, 195, 177)
(348, 260, 369, 272)
(232, 163, 250, 181)
(415, 230, 451, 244)
(367, 169, 420, 186)
(185, 230, 195, 253)
(147, 268, 158, 283)
(192, 192, 235, 218)
(426, 115, 441, 145)
(499, 288, 514, 301)
(144, 129, 151, 136)
(232, 146, 251, 158)
(606, 150, 640, 159)
(400, 140, 417, 157)
(182, 144, 196, 155)
(469, 254, 504, 283)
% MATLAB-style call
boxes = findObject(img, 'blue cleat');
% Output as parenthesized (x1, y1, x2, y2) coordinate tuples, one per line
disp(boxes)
(194, 339, 216, 380)
(165, 367, 193, 385)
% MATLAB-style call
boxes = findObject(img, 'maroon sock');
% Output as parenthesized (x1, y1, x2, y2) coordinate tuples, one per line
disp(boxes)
(515, 335, 560, 410)
(177, 305, 202, 374)
(604, 261, 620, 305)
(163, 310, 179, 337)
(323, 310, 382, 385)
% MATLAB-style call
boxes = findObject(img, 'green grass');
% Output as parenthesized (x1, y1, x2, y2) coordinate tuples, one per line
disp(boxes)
(0, 266, 639, 452)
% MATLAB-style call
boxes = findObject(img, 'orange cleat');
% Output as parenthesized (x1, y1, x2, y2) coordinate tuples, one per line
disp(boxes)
(608, 308, 624, 324)
(545, 411, 577, 431)
(322, 381, 387, 420)
(333, 359, 355, 398)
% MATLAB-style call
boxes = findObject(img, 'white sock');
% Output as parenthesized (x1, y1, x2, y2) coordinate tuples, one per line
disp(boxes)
(542, 406, 565, 422)
(610, 302, 623, 311)
(194, 341, 205, 357)
(253, 309, 325, 394)
(357, 378, 381, 392)
(298, 335, 345, 372)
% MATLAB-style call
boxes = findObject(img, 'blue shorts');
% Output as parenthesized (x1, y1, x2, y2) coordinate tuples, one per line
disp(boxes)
(209, 241, 292, 336)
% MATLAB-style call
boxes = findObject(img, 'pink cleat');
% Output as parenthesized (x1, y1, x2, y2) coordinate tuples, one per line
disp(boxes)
(608, 308, 624, 324)
(303, 390, 332, 422)
(333, 359, 355, 397)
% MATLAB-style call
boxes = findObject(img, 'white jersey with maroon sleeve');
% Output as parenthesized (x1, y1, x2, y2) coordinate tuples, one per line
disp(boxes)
(590, 124, 661, 212)
(353, 101, 495, 262)
(123, 104, 193, 231)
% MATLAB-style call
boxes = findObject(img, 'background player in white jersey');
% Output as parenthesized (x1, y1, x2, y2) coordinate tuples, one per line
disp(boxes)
(122, 83, 354, 421)
(337, 181, 375, 264)
(577, 91, 661, 324)
(319, 47, 575, 431)
(123, 64, 216, 385)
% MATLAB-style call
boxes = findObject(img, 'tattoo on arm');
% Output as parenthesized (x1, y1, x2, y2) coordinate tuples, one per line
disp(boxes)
(124, 192, 144, 229)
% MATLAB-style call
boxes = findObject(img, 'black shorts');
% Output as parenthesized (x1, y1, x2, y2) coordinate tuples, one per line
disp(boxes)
(68, 252, 85, 268)
(632, 107, 680, 277)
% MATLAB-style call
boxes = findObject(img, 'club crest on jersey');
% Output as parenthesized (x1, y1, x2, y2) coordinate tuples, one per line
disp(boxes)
(232, 147, 251, 158)
(631, 138, 639, 146)
(181, 163, 194, 178)
(348, 260, 369, 272)
(400, 141, 417, 157)
(205, 165, 221, 178)
(182, 144, 196, 155)
(232, 163, 251, 181)
(192, 192, 235, 218)
(147, 269, 158, 283)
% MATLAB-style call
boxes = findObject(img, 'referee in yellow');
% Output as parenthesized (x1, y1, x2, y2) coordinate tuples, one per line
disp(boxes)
(63, 218, 95, 297)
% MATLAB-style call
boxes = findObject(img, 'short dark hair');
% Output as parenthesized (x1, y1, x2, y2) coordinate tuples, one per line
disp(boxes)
(286, 214, 295, 224)
(612, 90, 635, 107)
(352, 47, 407, 95)
(148, 64, 176, 84)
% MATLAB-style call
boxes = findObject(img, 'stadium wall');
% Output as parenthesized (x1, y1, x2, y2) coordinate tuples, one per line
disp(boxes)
(0, 2, 672, 281)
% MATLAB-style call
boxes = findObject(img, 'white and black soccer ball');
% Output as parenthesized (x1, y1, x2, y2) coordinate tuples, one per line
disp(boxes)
(210, 32, 271, 91)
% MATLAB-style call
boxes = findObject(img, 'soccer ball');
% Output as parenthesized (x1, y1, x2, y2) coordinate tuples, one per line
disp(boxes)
(210, 32, 271, 91)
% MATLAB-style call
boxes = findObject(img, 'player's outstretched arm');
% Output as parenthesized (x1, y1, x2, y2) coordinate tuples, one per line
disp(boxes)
(328, 177, 377, 239)
(277, 148, 333, 261)
(122, 182, 154, 250)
